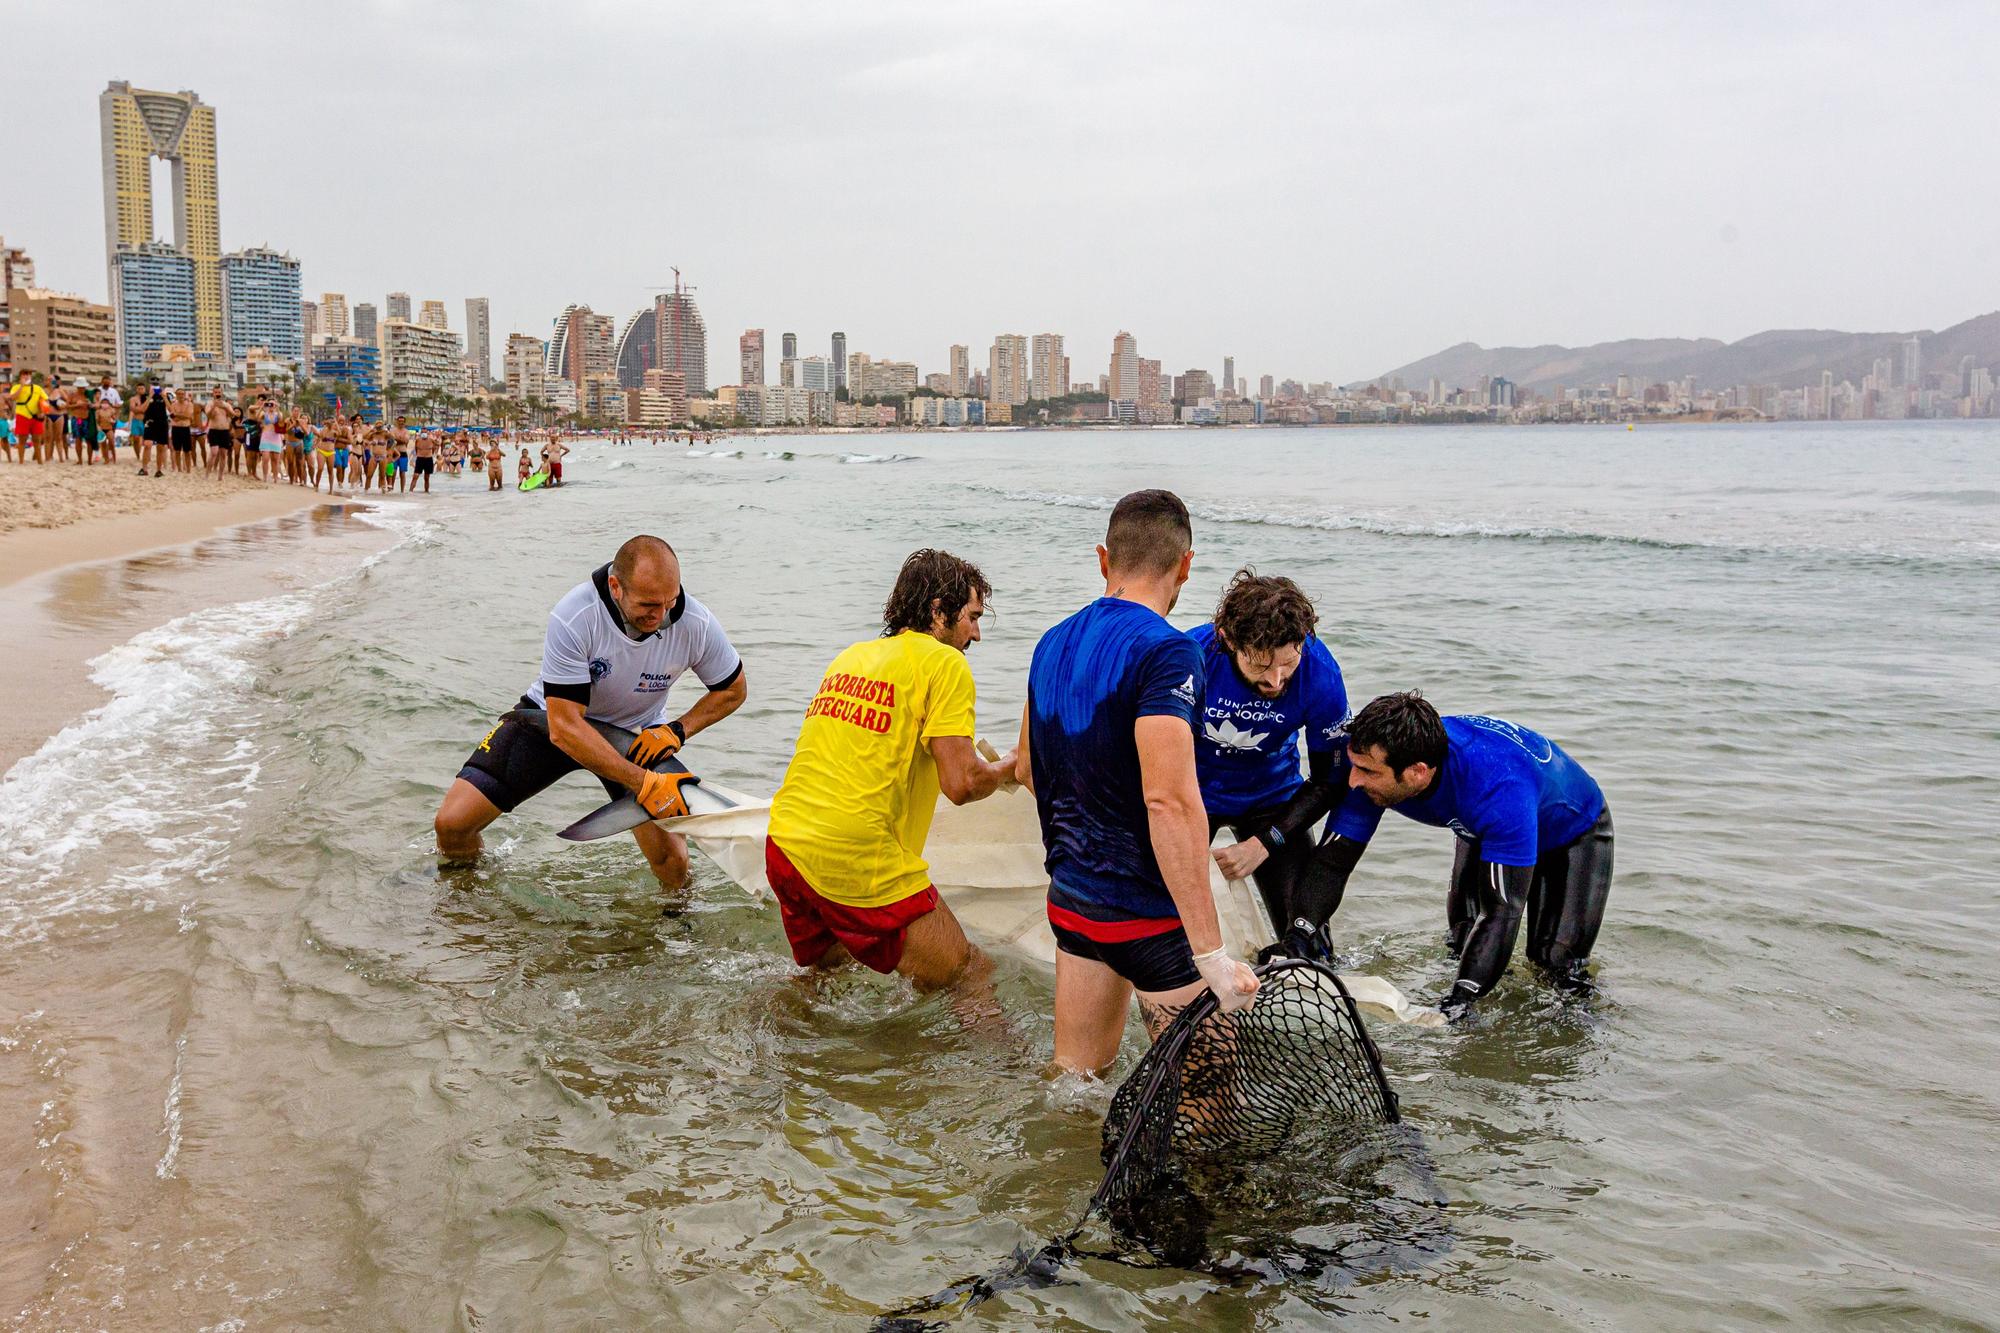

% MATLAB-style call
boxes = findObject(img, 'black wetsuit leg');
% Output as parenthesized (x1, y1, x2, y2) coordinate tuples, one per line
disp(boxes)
(1444, 838, 1532, 1012)
(1525, 805, 1614, 988)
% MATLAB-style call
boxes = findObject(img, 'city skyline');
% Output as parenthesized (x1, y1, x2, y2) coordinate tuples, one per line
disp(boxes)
(11, 0, 1998, 390)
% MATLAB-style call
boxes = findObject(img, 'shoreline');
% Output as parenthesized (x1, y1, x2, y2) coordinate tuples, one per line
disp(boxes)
(0, 484, 340, 590)
(0, 495, 393, 773)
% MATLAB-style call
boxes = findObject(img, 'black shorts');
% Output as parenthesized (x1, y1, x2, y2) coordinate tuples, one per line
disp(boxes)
(456, 700, 621, 814)
(171, 425, 194, 451)
(414, 456, 435, 475)
(1049, 911, 1201, 993)
(208, 428, 234, 450)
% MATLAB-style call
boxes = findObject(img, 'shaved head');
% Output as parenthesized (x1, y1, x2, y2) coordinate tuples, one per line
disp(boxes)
(613, 534, 677, 583)
(608, 535, 682, 635)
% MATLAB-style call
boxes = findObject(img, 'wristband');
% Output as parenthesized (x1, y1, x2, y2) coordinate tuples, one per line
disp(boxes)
(1263, 826, 1285, 850)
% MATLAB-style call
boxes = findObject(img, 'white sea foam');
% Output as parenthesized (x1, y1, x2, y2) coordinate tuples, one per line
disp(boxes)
(0, 591, 315, 942)
(157, 1033, 186, 1179)
(968, 484, 2000, 563)
(837, 452, 915, 464)
(686, 448, 744, 459)
(0, 512, 427, 943)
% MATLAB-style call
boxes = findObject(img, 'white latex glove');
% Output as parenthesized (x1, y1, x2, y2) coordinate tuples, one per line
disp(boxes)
(1192, 946, 1259, 1014)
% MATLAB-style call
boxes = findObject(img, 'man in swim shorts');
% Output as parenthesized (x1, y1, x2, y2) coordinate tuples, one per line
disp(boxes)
(1189, 568, 1377, 952)
(1310, 690, 1614, 1017)
(1017, 489, 1259, 1075)
(411, 424, 437, 492)
(168, 389, 196, 474)
(766, 549, 1016, 991)
(204, 388, 237, 475)
(434, 535, 749, 897)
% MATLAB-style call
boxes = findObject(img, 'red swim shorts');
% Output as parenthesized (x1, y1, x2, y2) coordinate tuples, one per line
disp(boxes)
(765, 837, 939, 974)
(14, 416, 42, 439)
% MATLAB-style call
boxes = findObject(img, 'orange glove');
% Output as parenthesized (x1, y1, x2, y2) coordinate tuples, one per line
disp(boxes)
(627, 721, 684, 768)
(637, 769, 692, 819)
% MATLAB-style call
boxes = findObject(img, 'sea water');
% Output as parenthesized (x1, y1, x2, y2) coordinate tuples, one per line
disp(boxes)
(1, 423, 1995, 1328)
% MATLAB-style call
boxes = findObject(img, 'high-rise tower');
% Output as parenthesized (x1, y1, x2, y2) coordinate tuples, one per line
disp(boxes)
(831, 331, 847, 394)
(465, 297, 491, 383)
(1031, 333, 1065, 401)
(99, 81, 221, 359)
(320, 292, 349, 339)
(1108, 331, 1139, 405)
(655, 272, 708, 395)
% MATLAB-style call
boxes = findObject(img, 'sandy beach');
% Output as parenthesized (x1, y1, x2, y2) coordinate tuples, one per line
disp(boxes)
(0, 464, 338, 585)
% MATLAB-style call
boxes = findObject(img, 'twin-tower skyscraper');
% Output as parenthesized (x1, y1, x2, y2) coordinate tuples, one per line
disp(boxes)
(99, 81, 222, 359)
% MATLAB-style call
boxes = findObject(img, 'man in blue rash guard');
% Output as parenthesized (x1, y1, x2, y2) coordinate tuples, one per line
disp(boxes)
(1015, 489, 1260, 1076)
(1324, 691, 1613, 1017)
(1191, 569, 1380, 949)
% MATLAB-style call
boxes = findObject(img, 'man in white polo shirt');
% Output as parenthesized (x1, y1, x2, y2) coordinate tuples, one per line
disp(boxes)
(434, 534, 748, 895)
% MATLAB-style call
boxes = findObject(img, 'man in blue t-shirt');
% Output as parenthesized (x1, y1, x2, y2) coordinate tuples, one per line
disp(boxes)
(1191, 569, 1380, 947)
(1016, 490, 1259, 1074)
(1317, 691, 1613, 1016)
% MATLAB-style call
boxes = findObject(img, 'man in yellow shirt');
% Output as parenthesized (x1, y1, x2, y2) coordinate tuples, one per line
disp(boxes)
(10, 370, 49, 465)
(767, 549, 1016, 990)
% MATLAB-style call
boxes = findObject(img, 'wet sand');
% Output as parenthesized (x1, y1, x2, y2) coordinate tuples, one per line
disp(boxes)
(0, 472, 336, 587)
(0, 501, 393, 772)
(0, 500, 396, 1316)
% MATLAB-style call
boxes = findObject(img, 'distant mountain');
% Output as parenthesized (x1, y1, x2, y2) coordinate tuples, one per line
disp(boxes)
(1364, 311, 2000, 393)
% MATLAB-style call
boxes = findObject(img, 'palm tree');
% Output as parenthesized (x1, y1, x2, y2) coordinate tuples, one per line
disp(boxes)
(293, 379, 330, 421)
(320, 379, 363, 419)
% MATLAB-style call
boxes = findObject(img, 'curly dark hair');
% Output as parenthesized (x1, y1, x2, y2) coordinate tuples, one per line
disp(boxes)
(1213, 567, 1317, 653)
(882, 549, 992, 637)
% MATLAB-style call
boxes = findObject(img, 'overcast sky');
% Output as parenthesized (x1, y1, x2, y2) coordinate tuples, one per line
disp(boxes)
(12, 0, 1996, 385)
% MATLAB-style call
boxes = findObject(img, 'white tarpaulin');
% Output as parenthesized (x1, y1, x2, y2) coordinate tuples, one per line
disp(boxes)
(670, 775, 1444, 1028)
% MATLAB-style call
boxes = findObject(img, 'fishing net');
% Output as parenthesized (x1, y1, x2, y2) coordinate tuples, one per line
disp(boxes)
(873, 958, 1402, 1330)
(1093, 959, 1399, 1255)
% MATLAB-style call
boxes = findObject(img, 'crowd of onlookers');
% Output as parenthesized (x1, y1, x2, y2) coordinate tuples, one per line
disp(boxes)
(7, 368, 573, 495)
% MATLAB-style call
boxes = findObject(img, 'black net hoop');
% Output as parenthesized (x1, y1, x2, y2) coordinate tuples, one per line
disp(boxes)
(874, 958, 1403, 1329)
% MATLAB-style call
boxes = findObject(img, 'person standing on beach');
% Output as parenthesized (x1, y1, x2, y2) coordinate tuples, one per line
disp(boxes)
(204, 389, 236, 476)
(486, 438, 504, 491)
(97, 377, 124, 468)
(1015, 489, 1259, 1076)
(9, 370, 48, 464)
(411, 424, 437, 493)
(434, 535, 750, 900)
(1308, 691, 1614, 1018)
(388, 417, 412, 493)
(93, 389, 118, 467)
(545, 437, 569, 486)
(322, 414, 349, 493)
(766, 550, 1016, 995)
(167, 389, 195, 474)
(140, 384, 169, 478)
(63, 379, 92, 465)
(517, 446, 532, 486)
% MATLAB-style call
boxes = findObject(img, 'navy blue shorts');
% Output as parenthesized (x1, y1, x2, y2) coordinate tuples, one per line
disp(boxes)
(1048, 903, 1200, 993)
